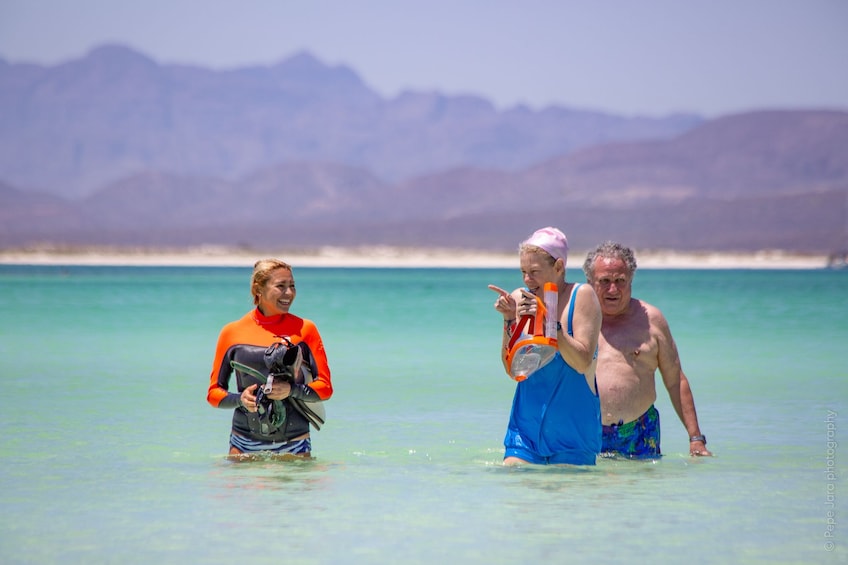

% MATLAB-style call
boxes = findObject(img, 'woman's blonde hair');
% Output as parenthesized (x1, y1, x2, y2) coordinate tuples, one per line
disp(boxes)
(519, 244, 558, 266)
(251, 259, 292, 305)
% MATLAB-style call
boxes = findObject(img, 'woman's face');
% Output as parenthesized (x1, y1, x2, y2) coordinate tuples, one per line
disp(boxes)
(255, 267, 296, 316)
(519, 252, 562, 295)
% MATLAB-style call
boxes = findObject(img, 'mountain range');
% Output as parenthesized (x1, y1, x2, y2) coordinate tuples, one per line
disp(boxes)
(1, 44, 846, 253)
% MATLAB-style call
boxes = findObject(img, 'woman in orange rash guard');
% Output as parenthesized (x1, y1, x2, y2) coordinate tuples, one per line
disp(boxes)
(206, 259, 333, 459)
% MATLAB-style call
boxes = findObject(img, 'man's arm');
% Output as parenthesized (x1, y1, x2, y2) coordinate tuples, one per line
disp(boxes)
(653, 307, 713, 456)
(679, 371, 712, 456)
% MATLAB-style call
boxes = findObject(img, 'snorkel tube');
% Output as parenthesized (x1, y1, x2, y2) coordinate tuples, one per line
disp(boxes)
(505, 282, 559, 381)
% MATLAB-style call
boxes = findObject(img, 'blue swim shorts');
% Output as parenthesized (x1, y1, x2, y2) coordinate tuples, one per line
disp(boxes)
(601, 405, 661, 459)
(229, 433, 312, 455)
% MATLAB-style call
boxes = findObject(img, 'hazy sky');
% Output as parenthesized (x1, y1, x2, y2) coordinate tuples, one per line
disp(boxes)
(1, 0, 846, 117)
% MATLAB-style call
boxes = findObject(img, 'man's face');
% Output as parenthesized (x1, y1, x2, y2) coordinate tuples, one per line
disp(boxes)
(590, 257, 633, 316)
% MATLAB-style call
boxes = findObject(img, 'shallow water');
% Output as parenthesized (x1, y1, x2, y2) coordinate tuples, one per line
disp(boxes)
(0, 266, 845, 563)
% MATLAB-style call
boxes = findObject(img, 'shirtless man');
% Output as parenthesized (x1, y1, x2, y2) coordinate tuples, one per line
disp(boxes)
(582, 242, 712, 458)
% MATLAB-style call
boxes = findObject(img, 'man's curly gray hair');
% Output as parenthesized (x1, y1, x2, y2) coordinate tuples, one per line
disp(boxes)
(582, 241, 638, 281)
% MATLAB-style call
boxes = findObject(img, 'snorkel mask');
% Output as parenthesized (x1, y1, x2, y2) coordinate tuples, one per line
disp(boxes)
(264, 336, 303, 384)
(505, 283, 559, 381)
(254, 336, 303, 406)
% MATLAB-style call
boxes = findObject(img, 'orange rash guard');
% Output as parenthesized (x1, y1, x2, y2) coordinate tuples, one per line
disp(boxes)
(206, 308, 333, 442)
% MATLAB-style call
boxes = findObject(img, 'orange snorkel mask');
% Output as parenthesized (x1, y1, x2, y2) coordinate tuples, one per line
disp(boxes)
(505, 282, 559, 381)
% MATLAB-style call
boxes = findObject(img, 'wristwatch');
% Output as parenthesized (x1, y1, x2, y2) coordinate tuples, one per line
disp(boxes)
(689, 434, 707, 444)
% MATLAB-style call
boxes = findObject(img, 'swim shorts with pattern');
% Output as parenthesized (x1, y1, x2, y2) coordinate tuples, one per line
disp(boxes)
(229, 433, 312, 455)
(601, 405, 661, 459)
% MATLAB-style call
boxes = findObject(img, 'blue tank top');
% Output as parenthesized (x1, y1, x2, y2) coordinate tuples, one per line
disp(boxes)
(505, 283, 602, 464)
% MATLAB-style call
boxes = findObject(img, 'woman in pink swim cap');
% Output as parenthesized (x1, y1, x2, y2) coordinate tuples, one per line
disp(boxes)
(488, 227, 603, 466)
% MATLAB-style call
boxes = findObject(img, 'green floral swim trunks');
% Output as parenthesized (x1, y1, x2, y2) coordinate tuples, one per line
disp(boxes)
(601, 405, 661, 458)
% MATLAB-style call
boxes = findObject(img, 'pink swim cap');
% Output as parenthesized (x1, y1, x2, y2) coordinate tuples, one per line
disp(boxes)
(522, 227, 569, 265)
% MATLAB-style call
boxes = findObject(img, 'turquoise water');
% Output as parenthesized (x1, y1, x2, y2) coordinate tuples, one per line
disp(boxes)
(0, 265, 845, 564)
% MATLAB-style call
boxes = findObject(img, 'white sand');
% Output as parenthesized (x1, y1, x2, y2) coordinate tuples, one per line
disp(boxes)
(0, 245, 831, 269)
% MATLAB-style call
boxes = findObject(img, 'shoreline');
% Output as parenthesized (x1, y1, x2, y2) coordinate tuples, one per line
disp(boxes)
(0, 245, 833, 269)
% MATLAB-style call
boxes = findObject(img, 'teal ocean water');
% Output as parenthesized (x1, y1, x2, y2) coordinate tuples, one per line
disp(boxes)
(0, 265, 846, 564)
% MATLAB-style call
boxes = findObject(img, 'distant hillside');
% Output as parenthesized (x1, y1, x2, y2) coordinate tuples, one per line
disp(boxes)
(1, 44, 846, 254)
(0, 44, 699, 198)
(1, 109, 846, 253)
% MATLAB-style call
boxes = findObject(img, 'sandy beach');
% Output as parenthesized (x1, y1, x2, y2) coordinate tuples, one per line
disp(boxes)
(0, 245, 832, 269)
